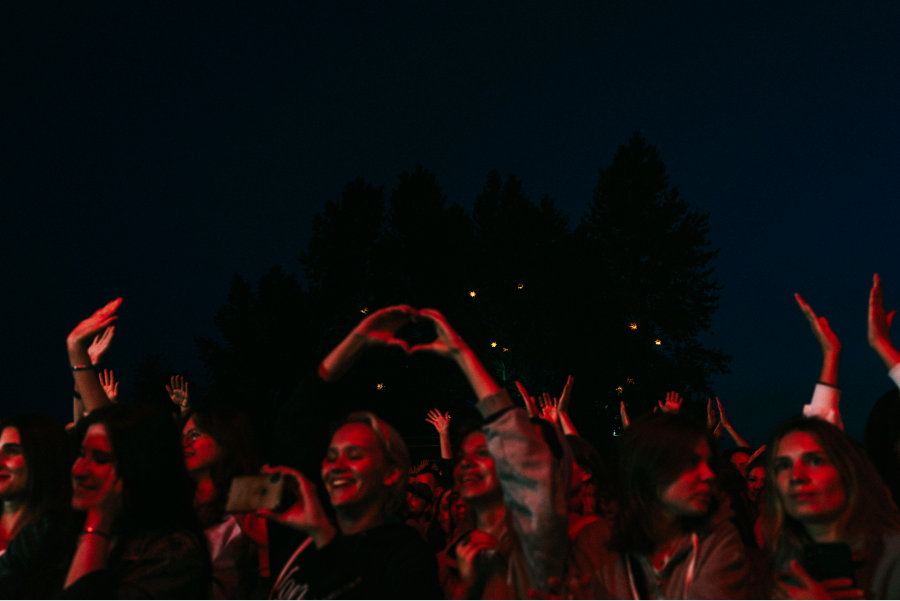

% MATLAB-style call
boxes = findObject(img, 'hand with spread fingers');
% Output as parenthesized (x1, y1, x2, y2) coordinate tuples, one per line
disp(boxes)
(868, 273, 900, 371)
(539, 393, 559, 424)
(426, 409, 453, 460)
(98, 369, 119, 403)
(166, 376, 190, 413)
(657, 391, 682, 414)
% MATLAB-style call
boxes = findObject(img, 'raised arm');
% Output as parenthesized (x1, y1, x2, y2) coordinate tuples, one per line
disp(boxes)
(411, 309, 567, 590)
(868, 273, 900, 381)
(715, 397, 750, 448)
(67, 300, 121, 414)
(795, 293, 843, 429)
(166, 376, 190, 415)
(425, 409, 453, 460)
(555, 375, 580, 436)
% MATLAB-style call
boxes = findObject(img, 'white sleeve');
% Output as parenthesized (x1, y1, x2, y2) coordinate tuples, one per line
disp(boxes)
(889, 364, 900, 391)
(802, 384, 843, 430)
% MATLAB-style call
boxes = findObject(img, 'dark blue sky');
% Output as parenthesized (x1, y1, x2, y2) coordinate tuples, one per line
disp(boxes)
(3, 2, 898, 444)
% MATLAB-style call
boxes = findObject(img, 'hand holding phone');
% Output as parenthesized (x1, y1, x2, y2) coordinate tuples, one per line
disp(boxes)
(225, 474, 285, 513)
(255, 465, 337, 549)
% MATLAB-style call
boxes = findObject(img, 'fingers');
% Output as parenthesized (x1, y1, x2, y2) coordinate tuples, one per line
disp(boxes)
(888, 310, 897, 330)
(795, 293, 817, 321)
(788, 560, 817, 590)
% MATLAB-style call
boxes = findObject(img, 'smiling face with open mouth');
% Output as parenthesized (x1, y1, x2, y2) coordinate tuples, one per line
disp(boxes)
(0, 427, 28, 502)
(454, 431, 501, 505)
(321, 423, 396, 511)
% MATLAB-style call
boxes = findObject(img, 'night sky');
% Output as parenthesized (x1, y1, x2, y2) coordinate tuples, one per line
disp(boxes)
(3, 2, 898, 445)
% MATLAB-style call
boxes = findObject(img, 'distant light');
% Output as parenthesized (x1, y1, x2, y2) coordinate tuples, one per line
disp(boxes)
(655, 339, 662, 345)
(626, 378, 634, 384)
(616, 386, 623, 393)
(361, 308, 369, 314)
(491, 342, 497, 348)
(502, 347, 508, 352)
(376, 383, 384, 390)
(517, 283, 524, 289)
(469, 291, 476, 297)
(629, 322, 638, 330)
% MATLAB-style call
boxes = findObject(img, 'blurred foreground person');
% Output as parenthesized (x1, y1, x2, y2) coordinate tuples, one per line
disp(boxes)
(0, 414, 73, 598)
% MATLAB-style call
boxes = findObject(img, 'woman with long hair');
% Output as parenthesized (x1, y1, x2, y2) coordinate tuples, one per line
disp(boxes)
(62, 402, 210, 598)
(182, 404, 268, 598)
(0, 414, 73, 597)
(763, 416, 900, 599)
(601, 412, 749, 599)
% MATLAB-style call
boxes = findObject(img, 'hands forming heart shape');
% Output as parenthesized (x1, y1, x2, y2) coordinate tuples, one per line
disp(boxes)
(355, 305, 466, 358)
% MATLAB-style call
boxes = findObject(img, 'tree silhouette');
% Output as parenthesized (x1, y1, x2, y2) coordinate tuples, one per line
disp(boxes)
(197, 133, 730, 454)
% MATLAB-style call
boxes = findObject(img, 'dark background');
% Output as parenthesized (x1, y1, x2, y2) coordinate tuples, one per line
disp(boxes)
(2, 1, 898, 446)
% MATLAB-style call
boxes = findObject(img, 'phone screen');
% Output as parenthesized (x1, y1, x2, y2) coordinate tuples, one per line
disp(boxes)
(224, 474, 284, 513)
(800, 542, 854, 582)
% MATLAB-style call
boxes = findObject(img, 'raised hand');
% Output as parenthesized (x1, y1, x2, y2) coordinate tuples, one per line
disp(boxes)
(166, 376, 190, 411)
(868, 273, 900, 371)
(658, 391, 682, 414)
(354, 305, 416, 352)
(68, 299, 122, 350)
(619, 401, 630, 428)
(557, 375, 573, 415)
(408, 308, 467, 359)
(795, 293, 841, 387)
(706, 398, 716, 428)
(795, 293, 841, 355)
(425, 409, 451, 435)
(515, 381, 539, 418)
(712, 421, 723, 440)
(87, 326, 115, 366)
(539, 393, 559, 424)
(258, 465, 336, 549)
(98, 369, 119, 403)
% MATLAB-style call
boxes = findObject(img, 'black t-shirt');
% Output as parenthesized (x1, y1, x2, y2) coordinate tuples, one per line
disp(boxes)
(269, 523, 442, 600)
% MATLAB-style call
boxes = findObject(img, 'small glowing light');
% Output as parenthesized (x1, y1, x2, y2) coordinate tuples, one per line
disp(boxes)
(517, 283, 524, 289)
(469, 291, 476, 297)
(491, 342, 497, 348)
(626, 378, 634, 384)
(376, 383, 384, 390)
(655, 339, 662, 345)
(629, 322, 638, 330)
(616, 386, 623, 393)
(502, 347, 508, 352)
(360, 308, 368, 314)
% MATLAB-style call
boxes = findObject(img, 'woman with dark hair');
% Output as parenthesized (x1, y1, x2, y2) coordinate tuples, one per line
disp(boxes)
(763, 416, 900, 599)
(61, 402, 211, 598)
(0, 414, 73, 597)
(600, 412, 749, 599)
(182, 405, 269, 598)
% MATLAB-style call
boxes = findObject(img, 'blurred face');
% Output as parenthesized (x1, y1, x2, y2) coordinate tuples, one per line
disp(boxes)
(182, 417, 221, 474)
(730, 452, 751, 477)
(72, 424, 119, 511)
(437, 491, 454, 534)
(0, 428, 28, 502)
(321, 423, 398, 510)
(451, 493, 472, 529)
(414, 472, 440, 498)
(659, 438, 715, 517)
(406, 490, 429, 517)
(454, 432, 501, 504)
(747, 466, 766, 503)
(774, 431, 847, 524)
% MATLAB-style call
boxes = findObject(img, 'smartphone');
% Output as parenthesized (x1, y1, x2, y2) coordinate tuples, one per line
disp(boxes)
(224, 474, 284, 513)
(800, 542, 854, 582)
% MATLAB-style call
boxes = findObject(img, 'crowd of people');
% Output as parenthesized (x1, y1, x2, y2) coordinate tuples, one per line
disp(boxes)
(2, 274, 900, 599)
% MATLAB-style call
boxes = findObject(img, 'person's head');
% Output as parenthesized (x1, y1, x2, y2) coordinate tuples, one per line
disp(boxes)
(321, 411, 410, 517)
(0, 414, 70, 523)
(723, 447, 754, 478)
(436, 488, 454, 534)
(412, 463, 442, 499)
(566, 435, 612, 515)
(405, 481, 433, 519)
(611, 412, 720, 554)
(73, 403, 199, 536)
(746, 457, 766, 504)
(454, 427, 502, 509)
(764, 416, 900, 560)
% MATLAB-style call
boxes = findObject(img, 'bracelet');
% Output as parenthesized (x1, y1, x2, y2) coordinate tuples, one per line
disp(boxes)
(72, 364, 94, 372)
(816, 381, 841, 390)
(83, 526, 111, 539)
